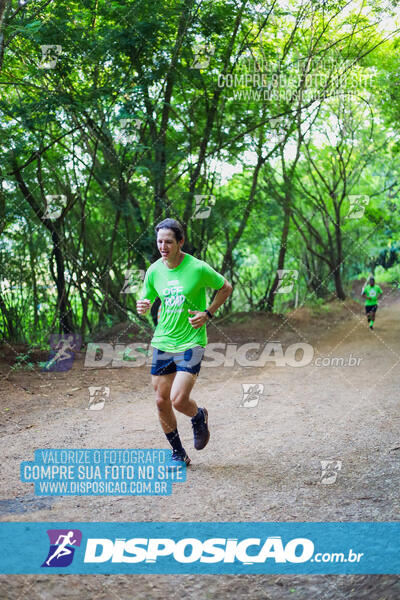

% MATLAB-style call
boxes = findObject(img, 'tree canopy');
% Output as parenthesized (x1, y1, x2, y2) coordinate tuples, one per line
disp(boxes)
(1, 0, 400, 343)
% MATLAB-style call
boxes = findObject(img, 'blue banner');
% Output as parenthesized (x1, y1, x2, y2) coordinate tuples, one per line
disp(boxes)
(0, 522, 398, 574)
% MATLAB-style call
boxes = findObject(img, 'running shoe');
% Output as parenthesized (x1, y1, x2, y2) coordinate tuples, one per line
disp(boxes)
(192, 407, 210, 450)
(166, 449, 191, 470)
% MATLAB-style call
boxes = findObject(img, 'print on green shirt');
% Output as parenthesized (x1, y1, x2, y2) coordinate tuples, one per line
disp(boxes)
(363, 284, 382, 306)
(141, 253, 225, 352)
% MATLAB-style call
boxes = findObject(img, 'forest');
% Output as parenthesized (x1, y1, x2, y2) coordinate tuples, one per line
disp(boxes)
(1, 0, 400, 344)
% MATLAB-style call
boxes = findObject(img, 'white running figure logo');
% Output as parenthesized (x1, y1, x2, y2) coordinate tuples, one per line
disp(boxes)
(46, 531, 77, 565)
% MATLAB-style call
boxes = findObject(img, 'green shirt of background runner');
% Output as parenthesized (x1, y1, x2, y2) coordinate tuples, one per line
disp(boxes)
(363, 284, 383, 306)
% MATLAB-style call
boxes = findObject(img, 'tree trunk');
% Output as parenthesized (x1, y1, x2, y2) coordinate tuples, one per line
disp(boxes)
(220, 154, 264, 275)
(0, 291, 15, 339)
(0, 0, 10, 74)
(26, 220, 39, 330)
(50, 227, 74, 333)
(266, 205, 291, 312)
(333, 265, 346, 300)
(12, 157, 75, 333)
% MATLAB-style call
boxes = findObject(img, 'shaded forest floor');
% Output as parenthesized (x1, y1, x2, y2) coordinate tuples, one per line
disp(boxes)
(0, 285, 399, 599)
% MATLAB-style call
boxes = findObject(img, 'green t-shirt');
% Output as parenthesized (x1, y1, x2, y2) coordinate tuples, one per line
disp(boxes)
(363, 284, 382, 306)
(141, 253, 225, 352)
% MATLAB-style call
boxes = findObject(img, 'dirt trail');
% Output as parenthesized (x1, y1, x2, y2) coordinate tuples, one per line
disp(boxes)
(0, 295, 399, 599)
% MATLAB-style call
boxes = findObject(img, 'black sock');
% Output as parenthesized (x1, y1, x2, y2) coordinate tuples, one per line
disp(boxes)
(191, 408, 203, 423)
(165, 429, 184, 453)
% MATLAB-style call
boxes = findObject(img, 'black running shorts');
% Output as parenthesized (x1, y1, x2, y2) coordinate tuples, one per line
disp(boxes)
(365, 304, 378, 314)
(150, 346, 205, 376)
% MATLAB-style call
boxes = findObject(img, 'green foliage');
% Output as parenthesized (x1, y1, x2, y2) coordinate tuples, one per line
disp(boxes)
(10, 353, 35, 371)
(374, 264, 400, 285)
(1, 0, 399, 341)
